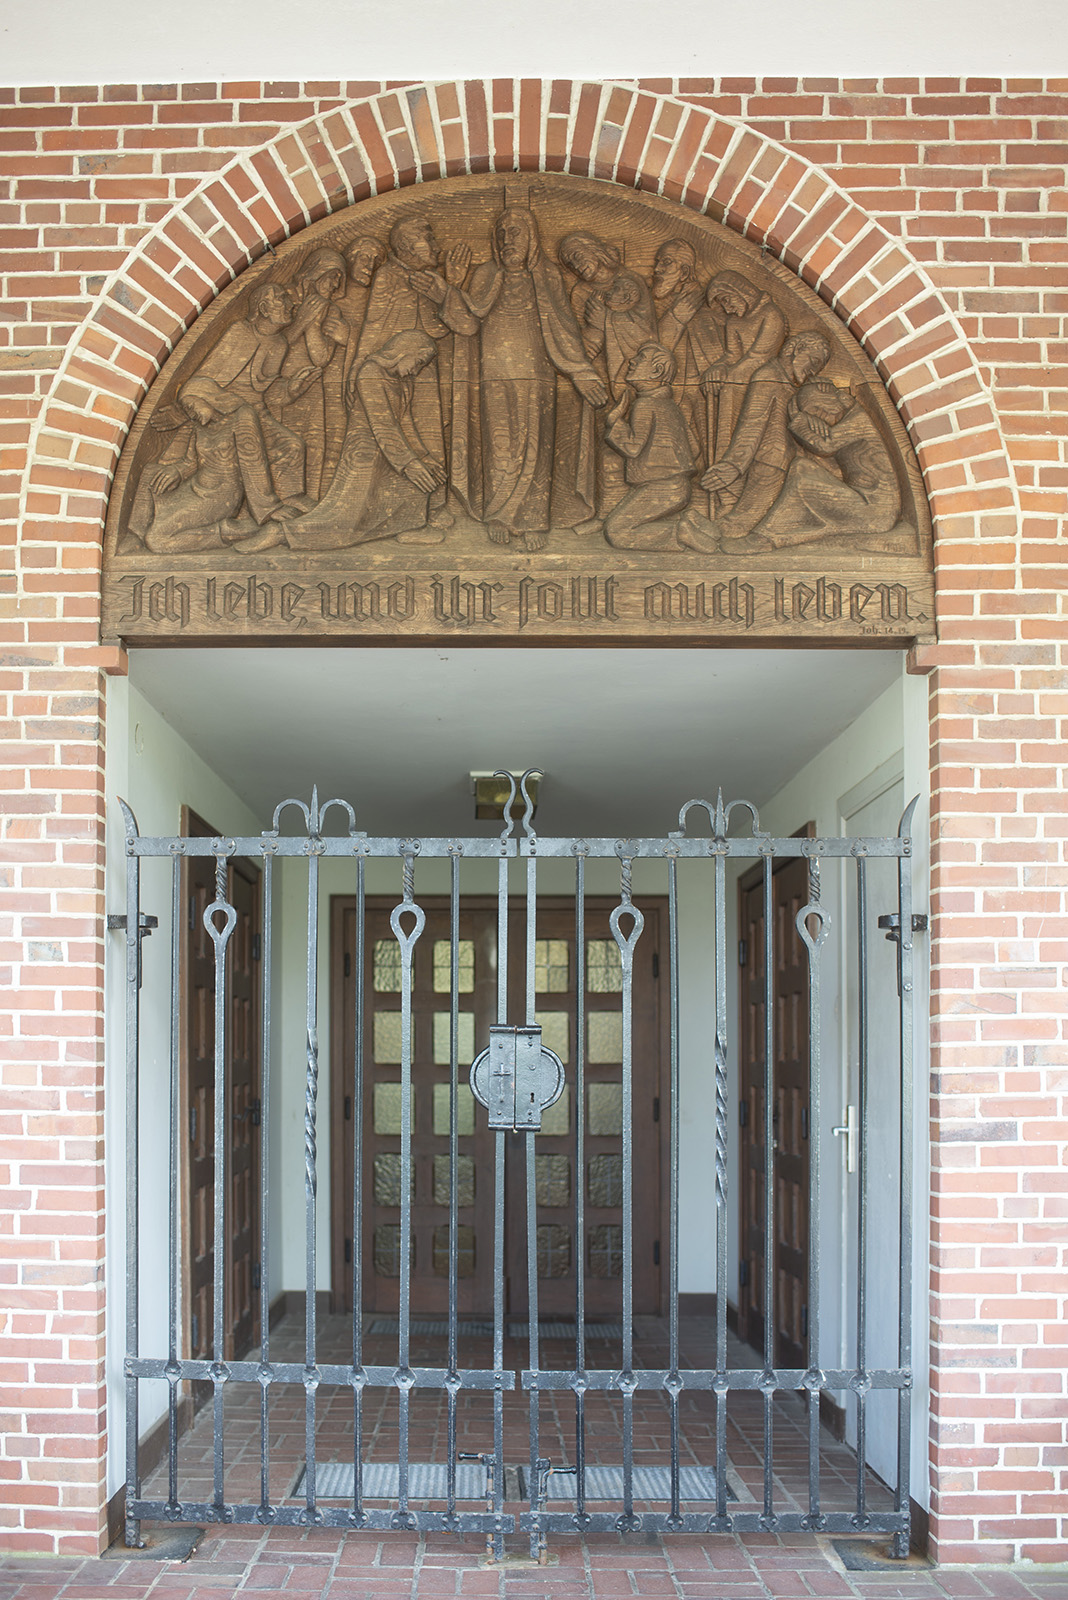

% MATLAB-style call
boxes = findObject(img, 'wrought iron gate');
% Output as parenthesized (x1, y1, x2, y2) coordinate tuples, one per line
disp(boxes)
(117, 776, 919, 1556)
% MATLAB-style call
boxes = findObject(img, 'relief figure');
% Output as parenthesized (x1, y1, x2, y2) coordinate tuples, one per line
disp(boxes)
(755, 383, 902, 548)
(650, 239, 725, 467)
(702, 271, 787, 503)
(321, 236, 388, 490)
(239, 331, 447, 552)
(680, 331, 832, 552)
(447, 208, 608, 552)
(595, 342, 696, 550)
(558, 231, 657, 516)
(359, 215, 475, 528)
(195, 281, 316, 507)
(279, 247, 349, 500)
(127, 378, 299, 554)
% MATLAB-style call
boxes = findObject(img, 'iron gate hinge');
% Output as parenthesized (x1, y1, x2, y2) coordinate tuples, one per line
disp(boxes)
(470, 1025, 565, 1131)
(107, 912, 158, 988)
(739, 1099, 748, 1128)
(738, 938, 747, 967)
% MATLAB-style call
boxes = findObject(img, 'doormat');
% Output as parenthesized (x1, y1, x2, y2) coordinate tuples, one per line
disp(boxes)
(293, 1461, 491, 1500)
(526, 1464, 732, 1502)
(365, 1318, 626, 1339)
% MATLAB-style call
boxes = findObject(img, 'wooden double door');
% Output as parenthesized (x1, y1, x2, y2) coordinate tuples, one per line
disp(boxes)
(332, 897, 664, 1320)
(738, 849, 812, 1368)
(183, 813, 262, 1363)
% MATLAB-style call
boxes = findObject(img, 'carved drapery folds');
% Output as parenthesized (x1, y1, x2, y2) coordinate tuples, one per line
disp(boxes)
(102, 174, 934, 643)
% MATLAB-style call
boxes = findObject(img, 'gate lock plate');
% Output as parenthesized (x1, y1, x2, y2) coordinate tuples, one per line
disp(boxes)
(469, 1025, 565, 1132)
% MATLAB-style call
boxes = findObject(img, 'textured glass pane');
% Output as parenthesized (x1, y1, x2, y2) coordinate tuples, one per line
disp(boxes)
(372, 1152, 414, 1206)
(535, 939, 569, 993)
(536, 1224, 571, 1279)
(433, 939, 474, 994)
(539, 1086, 569, 1137)
(433, 1223, 476, 1278)
(372, 1083, 413, 1136)
(588, 1011, 623, 1063)
(432, 1010, 475, 1065)
(535, 1010, 569, 1063)
(373, 940, 403, 993)
(432, 1154, 475, 1207)
(373, 1224, 411, 1278)
(433, 1082, 475, 1137)
(587, 1153, 623, 1208)
(536, 1153, 571, 1207)
(588, 1082, 623, 1136)
(588, 1224, 623, 1279)
(587, 939, 623, 993)
(373, 1011, 402, 1063)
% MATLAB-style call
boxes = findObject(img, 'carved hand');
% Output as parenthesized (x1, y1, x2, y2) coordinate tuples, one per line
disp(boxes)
(150, 465, 182, 494)
(605, 391, 630, 424)
(674, 288, 703, 324)
(701, 361, 730, 393)
(573, 371, 609, 407)
(287, 365, 321, 400)
(409, 269, 447, 305)
(701, 462, 740, 491)
(404, 457, 446, 493)
(445, 244, 472, 286)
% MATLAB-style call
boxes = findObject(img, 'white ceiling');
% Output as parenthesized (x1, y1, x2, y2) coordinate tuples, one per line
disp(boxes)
(129, 646, 902, 837)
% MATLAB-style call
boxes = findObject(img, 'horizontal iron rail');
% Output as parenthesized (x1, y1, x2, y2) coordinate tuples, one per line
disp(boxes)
(520, 1368, 910, 1392)
(519, 1512, 910, 1534)
(127, 1359, 513, 1388)
(126, 833, 910, 860)
(127, 1500, 515, 1531)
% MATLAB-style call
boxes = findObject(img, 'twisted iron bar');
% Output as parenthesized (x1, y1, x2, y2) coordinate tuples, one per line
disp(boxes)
(714, 1028, 729, 1209)
(304, 1026, 319, 1197)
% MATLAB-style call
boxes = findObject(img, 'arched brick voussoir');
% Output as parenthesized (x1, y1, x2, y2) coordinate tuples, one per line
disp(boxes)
(21, 77, 1016, 553)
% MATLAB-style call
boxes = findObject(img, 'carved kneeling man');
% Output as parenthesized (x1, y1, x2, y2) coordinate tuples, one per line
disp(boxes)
(593, 342, 696, 550)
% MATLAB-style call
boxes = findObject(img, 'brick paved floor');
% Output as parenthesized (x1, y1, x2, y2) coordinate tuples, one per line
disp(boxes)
(6, 1314, 1065, 1599)
(2, 1530, 1068, 1600)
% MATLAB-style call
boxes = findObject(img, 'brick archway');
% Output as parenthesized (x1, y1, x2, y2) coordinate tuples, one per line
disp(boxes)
(20, 78, 1016, 584)
(5, 80, 1031, 1561)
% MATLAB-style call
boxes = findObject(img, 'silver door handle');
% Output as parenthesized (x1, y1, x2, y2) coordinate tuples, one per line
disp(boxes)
(832, 1103, 857, 1174)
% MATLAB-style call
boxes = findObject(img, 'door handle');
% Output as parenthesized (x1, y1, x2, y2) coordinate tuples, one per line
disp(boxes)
(832, 1103, 857, 1174)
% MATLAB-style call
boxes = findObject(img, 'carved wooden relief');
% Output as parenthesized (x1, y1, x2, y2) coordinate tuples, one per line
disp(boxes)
(101, 174, 935, 644)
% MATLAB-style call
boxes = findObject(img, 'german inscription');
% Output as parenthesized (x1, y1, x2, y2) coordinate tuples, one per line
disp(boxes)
(102, 174, 934, 644)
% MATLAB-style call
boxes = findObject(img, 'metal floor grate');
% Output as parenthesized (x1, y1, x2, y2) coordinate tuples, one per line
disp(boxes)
(365, 1317, 626, 1339)
(293, 1461, 490, 1500)
(535, 1464, 728, 1501)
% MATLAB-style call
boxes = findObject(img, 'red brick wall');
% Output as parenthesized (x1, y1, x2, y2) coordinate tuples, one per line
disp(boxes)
(0, 79, 1064, 1560)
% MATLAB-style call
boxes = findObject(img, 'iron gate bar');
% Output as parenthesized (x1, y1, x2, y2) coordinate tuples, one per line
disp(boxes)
(260, 846, 275, 1520)
(667, 852, 681, 1524)
(762, 850, 774, 1527)
(350, 849, 365, 1522)
(524, 799, 543, 1559)
(855, 854, 869, 1525)
(573, 849, 588, 1525)
(119, 786, 917, 1551)
(895, 799, 919, 1560)
(166, 854, 181, 1515)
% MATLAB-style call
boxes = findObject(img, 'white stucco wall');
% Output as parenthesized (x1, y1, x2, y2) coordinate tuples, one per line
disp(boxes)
(103, 677, 264, 1500)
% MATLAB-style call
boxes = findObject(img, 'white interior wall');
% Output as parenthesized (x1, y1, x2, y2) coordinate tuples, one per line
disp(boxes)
(103, 677, 264, 1500)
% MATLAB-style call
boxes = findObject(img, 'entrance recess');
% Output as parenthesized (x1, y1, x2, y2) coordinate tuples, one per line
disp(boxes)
(118, 775, 918, 1558)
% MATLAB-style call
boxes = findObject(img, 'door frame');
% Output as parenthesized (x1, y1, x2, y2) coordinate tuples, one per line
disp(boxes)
(179, 807, 263, 1365)
(737, 821, 814, 1361)
(329, 892, 670, 1317)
